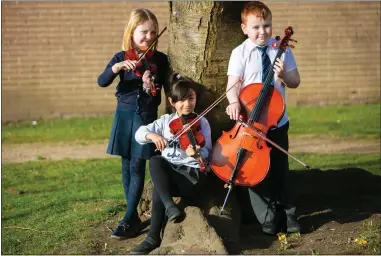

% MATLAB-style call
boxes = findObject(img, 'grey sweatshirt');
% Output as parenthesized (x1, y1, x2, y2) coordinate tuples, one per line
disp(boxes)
(135, 113, 212, 168)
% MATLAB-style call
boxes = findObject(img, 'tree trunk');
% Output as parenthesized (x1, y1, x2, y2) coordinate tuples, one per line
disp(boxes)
(167, 1, 246, 141)
(137, 4, 251, 253)
(139, 2, 249, 254)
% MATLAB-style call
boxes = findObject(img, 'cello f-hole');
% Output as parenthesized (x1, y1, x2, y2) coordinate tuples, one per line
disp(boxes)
(256, 138, 263, 149)
(229, 124, 244, 139)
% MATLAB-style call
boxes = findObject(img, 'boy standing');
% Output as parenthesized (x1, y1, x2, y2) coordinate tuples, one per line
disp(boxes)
(225, 1, 301, 235)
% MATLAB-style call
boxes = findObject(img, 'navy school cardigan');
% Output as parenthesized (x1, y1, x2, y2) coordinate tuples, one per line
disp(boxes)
(97, 50, 170, 112)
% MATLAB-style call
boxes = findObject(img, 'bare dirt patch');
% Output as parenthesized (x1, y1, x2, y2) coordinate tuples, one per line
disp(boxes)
(2, 142, 115, 163)
(2, 138, 379, 164)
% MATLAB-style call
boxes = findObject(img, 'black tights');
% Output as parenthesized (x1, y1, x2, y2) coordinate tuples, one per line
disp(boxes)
(147, 156, 205, 242)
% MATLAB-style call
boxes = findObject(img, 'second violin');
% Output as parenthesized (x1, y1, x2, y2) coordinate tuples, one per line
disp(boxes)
(169, 113, 206, 172)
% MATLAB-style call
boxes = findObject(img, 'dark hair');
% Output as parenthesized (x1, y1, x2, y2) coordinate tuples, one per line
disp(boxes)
(169, 73, 197, 103)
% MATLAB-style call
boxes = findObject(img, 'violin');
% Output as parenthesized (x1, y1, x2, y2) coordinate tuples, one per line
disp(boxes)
(125, 46, 158, 96)
(169, 113, 206, 172)
(124, 26, 167, 96)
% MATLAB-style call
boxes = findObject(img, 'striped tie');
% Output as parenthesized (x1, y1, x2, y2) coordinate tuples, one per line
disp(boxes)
(257, 45, 271, 84)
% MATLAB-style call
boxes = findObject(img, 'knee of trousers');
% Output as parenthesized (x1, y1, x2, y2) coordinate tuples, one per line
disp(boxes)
(149, 155, 167, 170)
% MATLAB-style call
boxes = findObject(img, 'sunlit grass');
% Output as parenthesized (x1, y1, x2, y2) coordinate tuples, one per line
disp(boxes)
(2, 116, 113, 145)
(1, 158, 150, 255)
(2, 104, 380, 144)
(288, 104, 380, 139)
(289, 153, 381, 175)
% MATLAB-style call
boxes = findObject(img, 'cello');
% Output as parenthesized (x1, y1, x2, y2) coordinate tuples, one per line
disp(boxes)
(163, 27, 310, 214)
(209, 27, 308, 213)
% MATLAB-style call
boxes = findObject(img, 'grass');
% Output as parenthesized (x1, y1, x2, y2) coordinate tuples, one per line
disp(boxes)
(1, 116, 113, 145)
(1, 103, 380, 254)
(1, 158, 151, 255)
(2, 104, 380, 145)
(288, 104, 380, 139)
(354, 217, 381, 254)
(289, 152, 381, 175)
(2, 153, 380, 255)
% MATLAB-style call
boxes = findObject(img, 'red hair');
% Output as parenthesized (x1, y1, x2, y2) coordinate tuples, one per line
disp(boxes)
(241, 1, 272, 24)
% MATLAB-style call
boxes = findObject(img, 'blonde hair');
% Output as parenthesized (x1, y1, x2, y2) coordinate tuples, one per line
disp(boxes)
(122, 8, 159, 51)
(241, 1, 272, 24)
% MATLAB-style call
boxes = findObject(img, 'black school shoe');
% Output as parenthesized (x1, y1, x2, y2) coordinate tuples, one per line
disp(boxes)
(262, 214, 286, 235)
(286, 215, 301, 233)
(130, 236, 160, 255)
(165, 204, 183, 222)
(111, 218, 142, 240)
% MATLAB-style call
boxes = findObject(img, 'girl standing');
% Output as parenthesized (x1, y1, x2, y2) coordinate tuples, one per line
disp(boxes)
(97, 8, 170, 239)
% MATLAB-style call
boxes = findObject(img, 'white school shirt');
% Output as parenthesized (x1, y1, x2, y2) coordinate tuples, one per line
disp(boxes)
(227, 38, 297, 128)
(135, 113, 212, 168)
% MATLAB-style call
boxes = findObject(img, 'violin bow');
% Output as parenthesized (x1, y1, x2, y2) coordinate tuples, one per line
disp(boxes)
(169, 79, 311, 170)
(237, 120, 311, 169)
(168, 79, 242, 145)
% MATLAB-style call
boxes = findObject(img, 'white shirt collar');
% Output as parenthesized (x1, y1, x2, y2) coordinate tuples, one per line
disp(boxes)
(245, 38, 272, 52)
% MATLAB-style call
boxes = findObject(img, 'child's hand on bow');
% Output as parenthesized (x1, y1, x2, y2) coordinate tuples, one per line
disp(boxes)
(186, 145, 201, 157)
(146, 133, 168, 152)
(226, 102, 241, 121)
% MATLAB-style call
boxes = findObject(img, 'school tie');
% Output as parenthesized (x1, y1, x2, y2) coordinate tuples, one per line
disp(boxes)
(257, 45, 271, 83)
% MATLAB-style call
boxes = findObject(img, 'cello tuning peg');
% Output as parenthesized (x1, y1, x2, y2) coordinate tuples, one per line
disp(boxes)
(289, 39, 298, 43)
(289, 45, 295, 49)
(275, 36, 281, 41)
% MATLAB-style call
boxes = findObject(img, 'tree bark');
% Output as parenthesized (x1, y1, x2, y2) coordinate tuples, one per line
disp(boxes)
(167, 1, 246, 141)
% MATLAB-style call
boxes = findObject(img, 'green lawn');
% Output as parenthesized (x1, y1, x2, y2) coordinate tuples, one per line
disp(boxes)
(2, 158, 128, 254)
(288, 104, 380, 139)
(2, 104, 380, 144)
(2, 116, 113, 145)
(289, 153, 381, 175)
(2, 153, 380, 254)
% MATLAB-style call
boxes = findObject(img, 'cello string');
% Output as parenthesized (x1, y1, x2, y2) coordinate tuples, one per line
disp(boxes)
(237, 36, 292, 172)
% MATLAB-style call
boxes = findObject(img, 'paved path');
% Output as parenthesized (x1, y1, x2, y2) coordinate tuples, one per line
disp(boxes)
(2, 138, 380, 164)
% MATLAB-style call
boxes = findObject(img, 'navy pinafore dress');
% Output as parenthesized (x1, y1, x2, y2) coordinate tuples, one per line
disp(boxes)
(97, 50, 170, 159)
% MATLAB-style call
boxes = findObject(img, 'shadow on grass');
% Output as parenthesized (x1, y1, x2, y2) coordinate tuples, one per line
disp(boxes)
(231, 167, 381, 253)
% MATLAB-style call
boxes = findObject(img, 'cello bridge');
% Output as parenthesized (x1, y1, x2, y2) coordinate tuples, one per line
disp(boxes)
(241, 132, 260, 150)
(242, 132, 255, 138)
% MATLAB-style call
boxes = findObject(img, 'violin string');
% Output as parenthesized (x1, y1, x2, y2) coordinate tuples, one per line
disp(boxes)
(237, 37, 290, 168)
(237, 37, 292, 175)
(248, 36, 289, 126)
(181, 117, 198, 148)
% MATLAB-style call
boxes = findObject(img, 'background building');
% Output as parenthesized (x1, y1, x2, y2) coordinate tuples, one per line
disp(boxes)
(2, 1, 380, 122)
